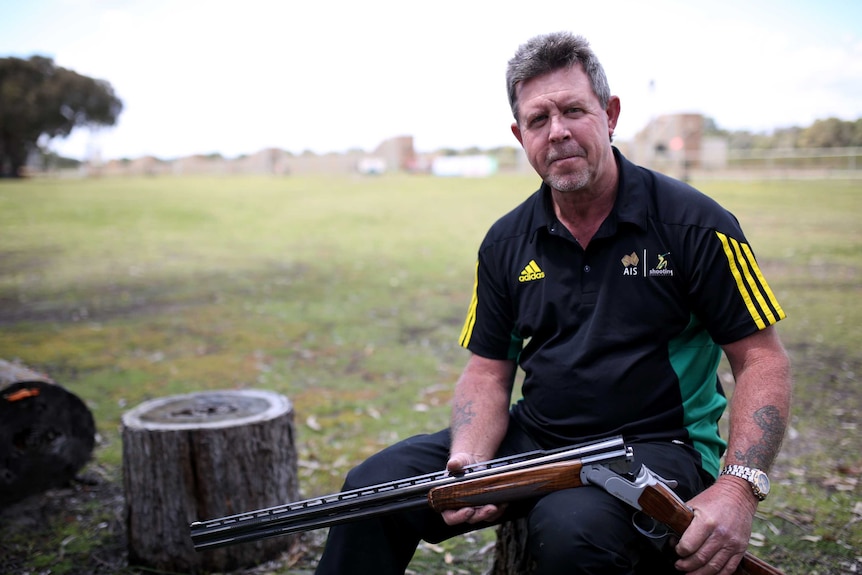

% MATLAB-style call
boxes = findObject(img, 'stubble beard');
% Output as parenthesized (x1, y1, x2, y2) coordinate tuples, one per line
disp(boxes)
(545, 168, 591, 193)
(543, 144, 592, 193)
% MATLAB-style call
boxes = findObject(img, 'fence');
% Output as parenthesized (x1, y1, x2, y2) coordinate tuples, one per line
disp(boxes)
(726, 147, 861, 173)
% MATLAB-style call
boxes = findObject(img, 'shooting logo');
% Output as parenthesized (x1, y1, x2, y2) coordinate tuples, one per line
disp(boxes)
(621, 251, 639, 276)
(649, 252, 674, 277)
(518, 260, 545, 282)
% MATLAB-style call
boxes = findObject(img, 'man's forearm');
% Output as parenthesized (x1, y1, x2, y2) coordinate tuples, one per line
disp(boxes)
(449, 384, 509, 461)
(449, 355, 515, 461)
(723, 329, 792, 471)
(728, 368, 791, 473)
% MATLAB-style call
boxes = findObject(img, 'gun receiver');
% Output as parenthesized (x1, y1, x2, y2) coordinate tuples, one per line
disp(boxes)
(190, 435, 628, 550)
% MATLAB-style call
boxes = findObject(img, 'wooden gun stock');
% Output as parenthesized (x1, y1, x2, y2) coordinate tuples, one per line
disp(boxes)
(428, 459, 586, 511)
(638, 482, 785, 575)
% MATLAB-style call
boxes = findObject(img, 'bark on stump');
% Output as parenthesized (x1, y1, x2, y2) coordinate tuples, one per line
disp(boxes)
(121, 389, 299, 573)
(0, 359, 95, 508)
(490, 518, 537, 574)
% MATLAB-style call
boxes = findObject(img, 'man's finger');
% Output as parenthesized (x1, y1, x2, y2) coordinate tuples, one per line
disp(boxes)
(446, 452, 476, 474)
(442, 507, 476, 526)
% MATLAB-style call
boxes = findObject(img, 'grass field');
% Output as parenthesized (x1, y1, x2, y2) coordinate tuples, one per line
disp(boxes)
(0, 173, 860, 574)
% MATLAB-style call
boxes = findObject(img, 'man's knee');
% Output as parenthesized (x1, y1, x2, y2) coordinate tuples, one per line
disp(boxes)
(342, 445, 413, 490)
(528, 488, 638, 573)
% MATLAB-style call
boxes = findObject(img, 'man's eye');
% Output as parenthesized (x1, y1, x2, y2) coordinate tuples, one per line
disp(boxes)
(528, 115, 547, 127)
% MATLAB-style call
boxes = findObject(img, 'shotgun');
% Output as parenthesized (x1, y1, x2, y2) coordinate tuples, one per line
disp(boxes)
(190, 436, 784, 574)
(190, 435, 629, 549)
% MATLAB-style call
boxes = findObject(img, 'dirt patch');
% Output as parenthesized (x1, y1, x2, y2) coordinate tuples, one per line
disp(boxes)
(0, 465, 323, 575)
(0, 263, 312, 327)
(0, 467, 130, 575)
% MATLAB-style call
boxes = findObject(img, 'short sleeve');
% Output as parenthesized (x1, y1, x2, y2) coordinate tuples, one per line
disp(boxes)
(685, 223, 786, 345)
(458, 247, 522, 360)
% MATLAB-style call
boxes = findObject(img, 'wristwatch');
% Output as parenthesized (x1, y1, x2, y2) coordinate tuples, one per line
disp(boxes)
(720, 464, 771, 501)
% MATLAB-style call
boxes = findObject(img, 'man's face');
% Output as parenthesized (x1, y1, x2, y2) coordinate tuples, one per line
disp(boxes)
(511, 64, 619, 193)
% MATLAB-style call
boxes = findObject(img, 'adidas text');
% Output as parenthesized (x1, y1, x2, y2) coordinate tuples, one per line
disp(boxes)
(519, 271, 545, 282)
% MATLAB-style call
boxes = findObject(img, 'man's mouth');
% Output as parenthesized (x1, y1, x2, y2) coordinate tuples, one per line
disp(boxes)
(547, 147, 584, 165)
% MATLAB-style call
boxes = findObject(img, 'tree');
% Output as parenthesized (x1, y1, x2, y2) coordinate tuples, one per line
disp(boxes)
(0, 56, 123, 177)
(798, 117, 862, 148)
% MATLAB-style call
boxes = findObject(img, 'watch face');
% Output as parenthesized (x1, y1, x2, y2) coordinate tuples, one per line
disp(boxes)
(753, 471, 771, 497)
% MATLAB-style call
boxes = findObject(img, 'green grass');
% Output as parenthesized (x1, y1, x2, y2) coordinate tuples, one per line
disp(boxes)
(0, 174, 860, 574)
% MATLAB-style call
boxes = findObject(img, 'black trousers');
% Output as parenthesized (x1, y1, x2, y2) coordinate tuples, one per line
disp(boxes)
(315, 421, 710, 575)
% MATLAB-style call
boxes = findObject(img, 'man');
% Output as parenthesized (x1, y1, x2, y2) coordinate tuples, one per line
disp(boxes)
(315, 31, 791, 575)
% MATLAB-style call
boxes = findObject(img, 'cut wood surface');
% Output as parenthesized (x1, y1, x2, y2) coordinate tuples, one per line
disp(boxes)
(0, 359, 54, 386)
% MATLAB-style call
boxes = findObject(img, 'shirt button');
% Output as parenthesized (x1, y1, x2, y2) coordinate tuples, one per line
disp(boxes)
(584, 265, 591, 273)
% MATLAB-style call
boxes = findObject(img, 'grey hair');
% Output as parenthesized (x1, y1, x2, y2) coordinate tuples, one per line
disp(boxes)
(506, 32, 611, 123)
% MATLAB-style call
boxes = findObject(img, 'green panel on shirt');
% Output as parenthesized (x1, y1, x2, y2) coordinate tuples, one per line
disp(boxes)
(668, 314, 728, 477)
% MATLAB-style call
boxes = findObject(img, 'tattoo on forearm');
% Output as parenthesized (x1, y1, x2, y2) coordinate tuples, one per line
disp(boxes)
(451, 400, 476, 432)
(734, 405, 785, 469)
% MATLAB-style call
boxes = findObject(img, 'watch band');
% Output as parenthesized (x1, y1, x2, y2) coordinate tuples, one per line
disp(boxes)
(720, 464, 770, 501)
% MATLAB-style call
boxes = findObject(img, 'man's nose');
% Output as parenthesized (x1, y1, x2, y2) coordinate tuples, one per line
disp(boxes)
(548, 115, 570, 142)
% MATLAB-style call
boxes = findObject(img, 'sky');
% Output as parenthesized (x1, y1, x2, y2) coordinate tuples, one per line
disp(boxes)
(1, 0, 861, 161)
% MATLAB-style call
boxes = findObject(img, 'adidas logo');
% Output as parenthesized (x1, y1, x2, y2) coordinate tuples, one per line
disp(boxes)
(518, 260, 545, 282)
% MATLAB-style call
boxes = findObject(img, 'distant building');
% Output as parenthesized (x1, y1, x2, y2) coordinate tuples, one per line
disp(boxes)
(431, 155, 498, 177)
(628, 113, 728, 179)
(57, 134, 515, 178)
(60, 135, 412, 178)
(372, 135, 416, 172)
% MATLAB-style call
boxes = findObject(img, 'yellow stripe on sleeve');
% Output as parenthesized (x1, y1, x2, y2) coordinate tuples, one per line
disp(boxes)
(740, 242, 786, 321)
(716, 231, 766, 329)
(729, 236, 777, 325)
(458, 261, 479, 348)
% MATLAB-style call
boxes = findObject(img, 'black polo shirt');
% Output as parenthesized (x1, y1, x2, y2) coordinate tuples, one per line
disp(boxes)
(458, 148, 785, 476)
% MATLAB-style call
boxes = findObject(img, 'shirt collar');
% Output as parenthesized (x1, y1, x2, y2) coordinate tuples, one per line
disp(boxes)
(612, 147, 649, 232)
(528, 147, 649, 242)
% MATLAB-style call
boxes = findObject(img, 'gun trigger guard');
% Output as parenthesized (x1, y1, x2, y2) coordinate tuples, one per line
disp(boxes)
(631, 510, 672, 549)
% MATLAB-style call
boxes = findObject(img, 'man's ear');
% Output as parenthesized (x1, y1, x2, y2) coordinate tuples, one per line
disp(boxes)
(511, 122, 524, 146)
(606, 96, 621, 139)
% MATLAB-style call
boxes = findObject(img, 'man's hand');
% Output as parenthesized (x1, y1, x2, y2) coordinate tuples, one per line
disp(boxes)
(440, 452, 507, 526)
(674, 477, 758, 574)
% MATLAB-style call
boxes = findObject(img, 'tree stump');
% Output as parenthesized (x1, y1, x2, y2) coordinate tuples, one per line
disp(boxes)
(121, 389, 299, 573)
(490, 518, 536, 574)
(0, 359, 96, 508)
